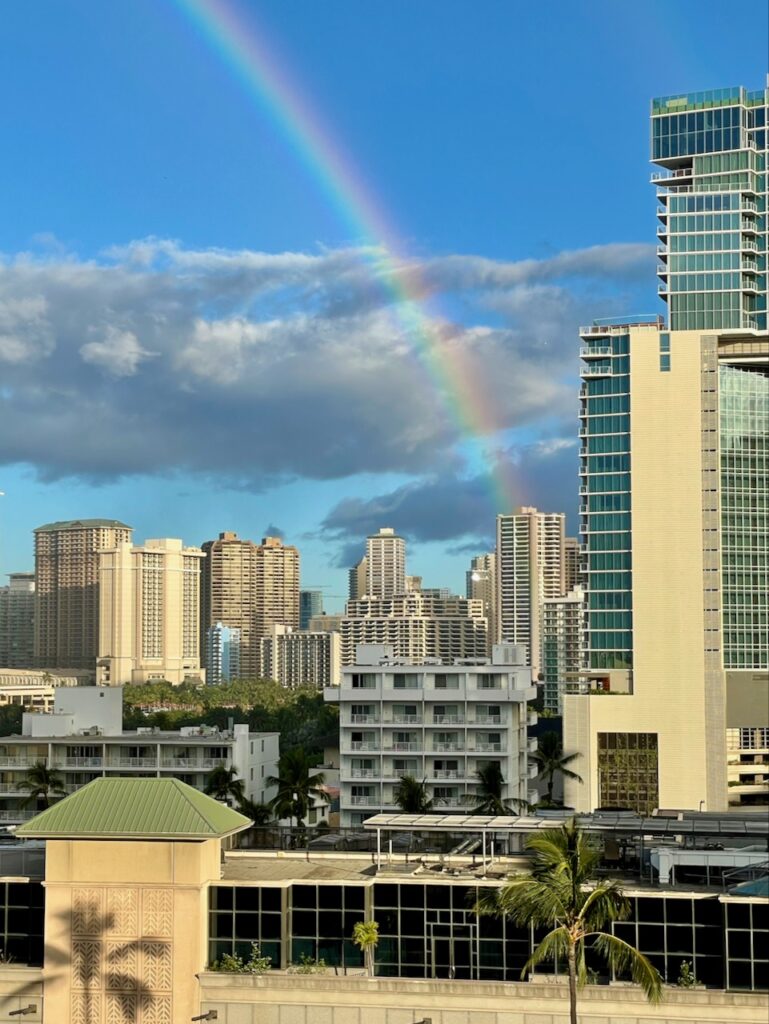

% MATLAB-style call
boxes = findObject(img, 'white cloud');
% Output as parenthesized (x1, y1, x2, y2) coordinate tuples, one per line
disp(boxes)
(80, 327, 157, 377)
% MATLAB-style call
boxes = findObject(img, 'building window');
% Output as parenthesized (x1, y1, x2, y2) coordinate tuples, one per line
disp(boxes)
(597, 733, 659, 814)
(209, 885, 283, 968)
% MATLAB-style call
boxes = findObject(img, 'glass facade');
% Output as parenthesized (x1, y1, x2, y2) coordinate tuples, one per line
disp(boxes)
(579, 331, 633, 671)
(207, 880, 767, 991)
(653, 84, 767, 333)
(597, 732, 659, 814)
(0, 880, 44, 965)
(719, 364, 769, 669)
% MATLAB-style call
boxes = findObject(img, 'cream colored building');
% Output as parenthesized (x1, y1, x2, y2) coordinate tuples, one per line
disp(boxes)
(0, 572, 35, 668)
(97, 538, 204, 686)
(496, 507, 567, 669)
(564, 324, 768, 814)
(260, 623, 341, 688)
(254, 536, 300, 642)
(33, 519, 133, 669)
(466, 552, 497, 652)
(341, 593, 488, 666)
(200, 532, 262, 679)
(365, 527, 406, 599)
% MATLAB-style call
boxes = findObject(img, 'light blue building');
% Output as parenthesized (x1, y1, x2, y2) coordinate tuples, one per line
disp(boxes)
(299, 589, 324, 631)
(205, 622, 241, 686)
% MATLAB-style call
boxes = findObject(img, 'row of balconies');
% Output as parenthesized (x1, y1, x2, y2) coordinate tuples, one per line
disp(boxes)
(347, 740, 503, 753)
(0, 754, 228, 770)
(347, 714, 504, 725)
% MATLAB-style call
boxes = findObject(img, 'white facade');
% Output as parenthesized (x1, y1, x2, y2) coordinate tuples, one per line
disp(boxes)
(0, 687, 278, 822)
(341, 594, 488, 667)
(325, 643, 537, 827)
(466, 553, 496, 650)
(365, 528, 406, 599)
(541, 588, 584, 715)
(496, 507, 566, 671)
(97, 538, 205, 686)
(261, 624, 341, 688)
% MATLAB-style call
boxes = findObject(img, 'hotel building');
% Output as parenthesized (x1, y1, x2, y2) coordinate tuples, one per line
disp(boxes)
(565, 82, 768, 813)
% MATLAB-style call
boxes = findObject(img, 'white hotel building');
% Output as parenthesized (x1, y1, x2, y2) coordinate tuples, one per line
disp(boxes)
(325, 644, 536, 826)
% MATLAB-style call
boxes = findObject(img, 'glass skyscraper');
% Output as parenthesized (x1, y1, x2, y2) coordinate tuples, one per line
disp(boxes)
(564, 80, 768, 815)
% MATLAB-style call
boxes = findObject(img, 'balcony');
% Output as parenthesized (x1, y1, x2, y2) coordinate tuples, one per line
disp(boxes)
(349, 795, 378, 806)
(0, 783, 25, 794)
(432, 715, 463, 725)
(386, 742, 421, 752)
(350, 714, 378, 724)
(0, 810, 35, 822)
(350, 742, 380, 752)
(0, 757, 40, 769)
(431, 769, 461, 779)
(579, 346, 612, 360)
(433, 797, 464, 808)
(432, 742, 461, 752)
(741, 220, 759, 234)
(473, 715, 502, 726)
(349, 768, 379, 779)
(658, 283, 668, 294)
(741, 239, 758, 252)
(656, 245, 667, 256)
(474, 742, 502, 752)
(159, 757, 221, 770)
(390, 715, 422, 725)
(56, 757, 103, 769)
(580, 364, 612, 379)
(106, 757, 159, 769)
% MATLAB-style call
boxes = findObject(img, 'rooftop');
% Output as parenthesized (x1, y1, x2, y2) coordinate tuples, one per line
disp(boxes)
(34, 519, 133, 532)
(15, 777, 251, 840)
(652, 85, 767, 114)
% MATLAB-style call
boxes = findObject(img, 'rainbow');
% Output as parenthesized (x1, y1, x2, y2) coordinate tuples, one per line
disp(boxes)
(172, 0, 517, 513)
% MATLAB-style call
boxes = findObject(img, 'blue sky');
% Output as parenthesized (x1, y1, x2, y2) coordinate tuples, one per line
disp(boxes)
(0, 0, 766, 607)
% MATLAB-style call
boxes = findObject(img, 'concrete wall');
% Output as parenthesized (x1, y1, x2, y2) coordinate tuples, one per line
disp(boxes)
(198, 973, 769, 1024)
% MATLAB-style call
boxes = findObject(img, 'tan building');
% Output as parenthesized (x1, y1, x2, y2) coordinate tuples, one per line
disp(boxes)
(348, 556, 367, 600)
(341, 593, 488, 666)
(0, 572, 35, 668)
(261, 623, 341, 688)
(365, 527, 406, 599)
(466, 552, 496, 651)
(496, 507, 566, 669)
(564, 536, 582, 592)
(97, 538, 204, 686)
(33, 519, 133, 670)
(200, 532, 261, 678)
(254, 536, 300, 641)
(564, 324, 768, 814)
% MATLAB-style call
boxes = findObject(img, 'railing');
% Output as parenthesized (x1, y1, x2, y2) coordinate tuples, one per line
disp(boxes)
(741, 240, 758, 251)
(0, 783, 25, 794)
(580, 364, 612, 378)
(432, 743, 461, 752)
(349, 769, 379, 779)
(350, 742, 379, 752)
(432, 715, 462, 725)
(741, 220, 758, 232)
(350, 714, 378, 724)
(159, 757, 220, 770)
(55, 757, 103, 768)
(0, 757, 41, 769)
(474, 716, 502, 725)
(433, 797, 464, 807)
(385, 742, 421, 752)
(390, 715, 422, 725)
(107, 757, 159, 769)
(432, 770, 461, 779)
(579, 346, 612, 359)
(475, 743, 502, 752)
(0, 809, 36, 821)
(656, 245, 667, 255)
(349, 795, 377, 806)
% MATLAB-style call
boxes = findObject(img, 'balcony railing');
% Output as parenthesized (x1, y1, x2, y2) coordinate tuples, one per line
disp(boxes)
(0, 783, 25, 794)
(350, 742, 379, 752)
(349, 769, 379, 779)
(474, 742, 502, 752)
(432, 742, 461, 752)
(432, 715, 462, 725)
(0, 757, 41, 769)
(107, 757, 159, 769)
(159, 757, 221, 770)
(350, 714, 378, 724)
(390, 715, 422, 725)
(349, 795, 377, 806)
(432, 769, 461, 779)
(579, 345, 612, 359)
(56, 757, 103, 768)
(474, 716, 502, 725)
(386, 742, 421, 752)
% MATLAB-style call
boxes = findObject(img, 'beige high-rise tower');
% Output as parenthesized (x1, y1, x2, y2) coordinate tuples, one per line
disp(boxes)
(466, 552, 497, 651)
(200, 533, 300, 679)
(365, 527, 406, 598)
(201, 532, 261, 678)
(97, 538, 204, 685)
(34, 519, 133, 669)
(496, 507, 566, 671)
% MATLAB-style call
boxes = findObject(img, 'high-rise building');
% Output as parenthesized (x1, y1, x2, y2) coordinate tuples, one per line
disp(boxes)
(326, 642, 535, 827)
(348, 557, 367, 601)
(200, 532, 261, 679)
(466, 553, 497, 650)
(564, 538, 582, 593)
(97, 538, 205, 685)
(496, 507, 566, 672)
(405, 575, 422, 593)
(0, 572, 36, 668)
(564, 80, 768, 815)
(206, 622, 242, 686)
(299, 589, 324, 630)
(341, 593, 488, 666)
(541, 588, 584, 715)
(33, 519, 133, 670)
(261, 624, 341, 689)
(365, 527, 406, 599)
(255, 536, 300, 641)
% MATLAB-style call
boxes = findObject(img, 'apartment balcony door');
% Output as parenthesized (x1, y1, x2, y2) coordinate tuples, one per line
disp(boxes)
(428, 922, 475, 980)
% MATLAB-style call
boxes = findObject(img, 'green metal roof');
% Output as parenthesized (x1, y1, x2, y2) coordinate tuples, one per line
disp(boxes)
(16, 778, 250, 840)
(34, 519, 133, 532)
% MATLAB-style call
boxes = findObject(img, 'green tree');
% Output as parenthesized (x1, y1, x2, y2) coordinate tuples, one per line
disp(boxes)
(19, 760, 67, 809)
(204, 764, 245, 807)
(531, 731, 582, 806)
(392, 774, 433, 813)
(237, 797, 273, 825)
(267, 748, 326, 827)
(352, 920, 379, 977)
(475, 819, 661, 1024)
(465, 762, 531, 815)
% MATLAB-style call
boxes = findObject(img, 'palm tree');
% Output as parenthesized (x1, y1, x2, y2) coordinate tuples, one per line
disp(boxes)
(392, 774, 433, 813)
(19, 760, 66, 809)
(352, 919, 379, 977)
(531, 731, 581, 806)
(475, 819, 661, 1024)
(266, 748, 326, 828)
(204, 764, 245, 807)
(465, 762, 531, 815)
(238, 797, 273, 826)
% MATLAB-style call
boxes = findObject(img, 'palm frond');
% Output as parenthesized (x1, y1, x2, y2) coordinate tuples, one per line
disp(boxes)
(579, 881, 631, 930)
(522, 926, 570, 979)
(591, 932, 663, 1003)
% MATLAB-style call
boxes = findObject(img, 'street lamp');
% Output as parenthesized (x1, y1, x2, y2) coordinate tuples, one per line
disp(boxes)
(9, 1007, 37, 1018)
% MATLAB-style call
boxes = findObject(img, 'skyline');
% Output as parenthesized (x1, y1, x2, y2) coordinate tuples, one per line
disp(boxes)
(0, 1, 766, 602)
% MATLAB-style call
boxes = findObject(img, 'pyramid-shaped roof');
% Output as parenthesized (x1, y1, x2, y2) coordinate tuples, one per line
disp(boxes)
(15, 778, 251, 840)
